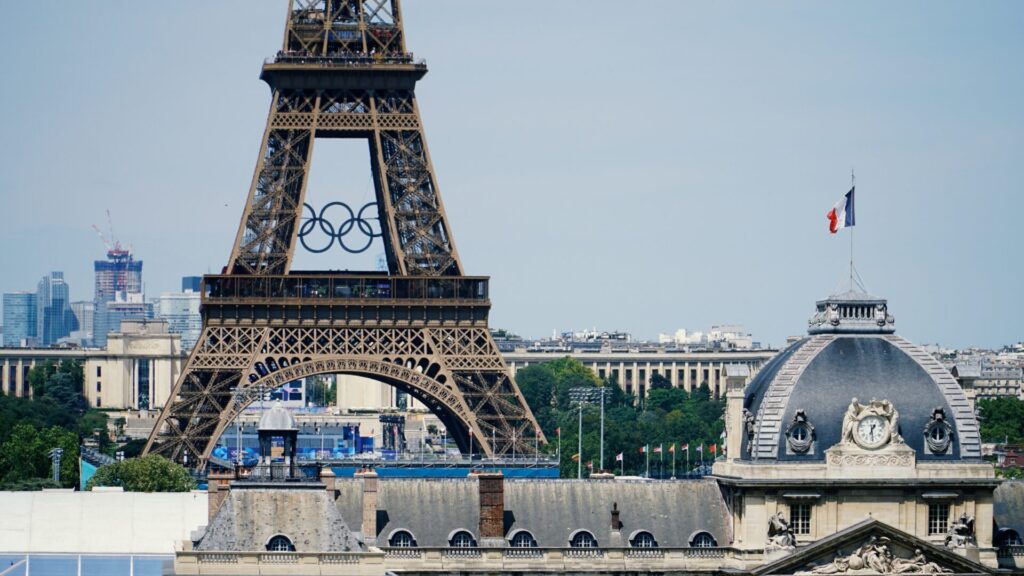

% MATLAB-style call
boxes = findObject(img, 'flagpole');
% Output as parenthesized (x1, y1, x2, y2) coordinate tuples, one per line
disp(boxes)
(645, 444, 650, 478)
(686, 444, 690, 476)
(577, 403, 583, 480)
(850, 168, 855, 291)
(672, 445, 676, 479)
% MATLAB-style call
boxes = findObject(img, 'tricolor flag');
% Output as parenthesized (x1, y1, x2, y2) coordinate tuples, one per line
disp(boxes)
(827, 187, 855, 234)
(681, 442, 689, 451)
(653, 444, 663, 454)
(668, 443, 676, 454)
(615, 452, 623, 462)
(640, 445, 648, 454)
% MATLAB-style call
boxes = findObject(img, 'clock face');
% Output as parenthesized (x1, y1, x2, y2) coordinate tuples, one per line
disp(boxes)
(855, 415, 889, 449)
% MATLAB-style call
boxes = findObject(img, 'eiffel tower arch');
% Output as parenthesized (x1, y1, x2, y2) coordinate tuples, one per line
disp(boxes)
(144, 0, 545, 468)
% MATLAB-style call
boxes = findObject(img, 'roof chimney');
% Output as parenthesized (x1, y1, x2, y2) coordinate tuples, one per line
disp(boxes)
(475, 471, 505, 546)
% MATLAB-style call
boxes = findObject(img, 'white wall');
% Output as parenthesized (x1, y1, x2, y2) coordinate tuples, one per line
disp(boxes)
(0, 490, 208, 554)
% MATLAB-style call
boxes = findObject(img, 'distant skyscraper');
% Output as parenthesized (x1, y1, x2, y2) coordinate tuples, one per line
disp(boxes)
(2, 292, 37, 347)
(36, 272, 77, 346)
(93, 248, 143, 347)
(105, 292, 153, 336)
(156, 279, 202, 350)
(70, 301, 95, 344)
(181, 276, 202, 293)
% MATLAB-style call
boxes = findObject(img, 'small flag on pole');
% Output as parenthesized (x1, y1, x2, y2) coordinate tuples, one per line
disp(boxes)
(571, 453, 580, 462)
(653, 444, 663, 454)
(681, 442, 689, 451)
(615, 452, 623, 462)
(668, 443, 675, 454)
(710, 443, 718, 454)
(697, 443, 704, 453)
(639, 445, 648, 454)
(556, 427, 561, 436)
(586, 461, 594, 471)
(827, 187, 855, 234)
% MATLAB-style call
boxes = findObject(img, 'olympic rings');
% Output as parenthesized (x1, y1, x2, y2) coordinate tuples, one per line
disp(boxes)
(298, 201, 382, 254)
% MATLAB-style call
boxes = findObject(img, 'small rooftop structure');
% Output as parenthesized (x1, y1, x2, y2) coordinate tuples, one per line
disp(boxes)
(258, 401, 297, 431)
(807, 289, 895, 335)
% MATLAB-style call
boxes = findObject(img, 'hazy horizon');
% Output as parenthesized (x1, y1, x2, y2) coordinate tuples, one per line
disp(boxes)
(0, 2, 1021, 349)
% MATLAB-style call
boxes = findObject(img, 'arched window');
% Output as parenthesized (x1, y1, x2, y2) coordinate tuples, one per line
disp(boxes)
(509, 530, 538, 548)
(690, 531, 717, 548)
(389, 530, 417, 548)
(569, 530, 598, 548)
(630, 531, 658, 548)
(449, 530, 477, 548)
(997, 528, 1023, 547)
(266, 535, 294, 552)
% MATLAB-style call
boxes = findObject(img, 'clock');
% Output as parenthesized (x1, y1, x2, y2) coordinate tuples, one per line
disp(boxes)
(854, 415, 890, 449)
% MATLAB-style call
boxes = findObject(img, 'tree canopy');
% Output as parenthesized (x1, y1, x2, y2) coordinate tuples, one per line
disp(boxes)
(0, 360, 111, 489)
(86, 454, 195, 492)
(515, 357, 725, 477)
(978, 397, 1024, 444)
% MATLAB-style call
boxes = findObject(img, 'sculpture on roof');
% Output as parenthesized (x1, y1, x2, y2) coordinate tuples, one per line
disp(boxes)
(803, 537, 951, 574)
(766, 512, 797, 551)
(944, 512, 975, 548)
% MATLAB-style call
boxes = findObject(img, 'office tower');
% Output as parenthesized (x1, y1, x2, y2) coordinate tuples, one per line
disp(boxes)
(93, 248, 143, 347)
(155, 280, 202, 350)
(36, 272, 77, 346)
(2, 292, 37, 347)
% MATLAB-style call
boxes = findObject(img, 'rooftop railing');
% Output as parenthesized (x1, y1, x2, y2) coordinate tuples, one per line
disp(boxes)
(203, 274, 488, 303)
(266, 52, 426, 67)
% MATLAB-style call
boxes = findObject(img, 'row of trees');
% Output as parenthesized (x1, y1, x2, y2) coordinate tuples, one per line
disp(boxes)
(515, 357, 724, 477)
(0, 359, 192, 491)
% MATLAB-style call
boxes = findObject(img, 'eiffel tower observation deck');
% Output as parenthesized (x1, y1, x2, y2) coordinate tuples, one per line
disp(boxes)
(145, 0, 545, 470)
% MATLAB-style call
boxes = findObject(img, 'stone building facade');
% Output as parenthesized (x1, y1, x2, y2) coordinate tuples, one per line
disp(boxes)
(172, 291, 1024, 575)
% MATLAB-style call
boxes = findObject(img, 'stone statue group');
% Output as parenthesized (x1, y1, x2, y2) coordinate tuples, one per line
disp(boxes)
(803, 537, 950, 574)
(840, 398, 904, 445)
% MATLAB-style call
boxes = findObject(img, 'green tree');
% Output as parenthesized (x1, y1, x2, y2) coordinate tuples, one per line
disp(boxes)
(0, 424, 79, 488)
(649, 372, 672, 391)
(978, 397, 1024, 444)
(86, 455, 195, 492)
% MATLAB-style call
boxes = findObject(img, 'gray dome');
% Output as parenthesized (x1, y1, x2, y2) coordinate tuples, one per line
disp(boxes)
(741, 293, 980, 462)
(258, 401, 297, 431)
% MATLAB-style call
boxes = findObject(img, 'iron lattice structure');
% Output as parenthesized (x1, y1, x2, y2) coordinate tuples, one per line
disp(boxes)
(145, 0, 544, 469)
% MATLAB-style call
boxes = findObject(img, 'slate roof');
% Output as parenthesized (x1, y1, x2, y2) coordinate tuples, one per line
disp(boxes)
(197, 485, 363, 552)
(994, 480, 1024, 539)
(741, 334, 981, 462)
(334, 477, 730, 548)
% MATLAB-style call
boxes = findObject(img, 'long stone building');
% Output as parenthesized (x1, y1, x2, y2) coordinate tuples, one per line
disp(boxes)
(165, 290, 1024, 575)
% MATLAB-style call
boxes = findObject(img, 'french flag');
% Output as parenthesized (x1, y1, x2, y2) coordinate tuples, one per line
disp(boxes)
(827, 187, 855, 234)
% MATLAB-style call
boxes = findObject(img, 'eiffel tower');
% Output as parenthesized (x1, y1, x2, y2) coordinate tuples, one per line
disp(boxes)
(144, 0, 545, 469)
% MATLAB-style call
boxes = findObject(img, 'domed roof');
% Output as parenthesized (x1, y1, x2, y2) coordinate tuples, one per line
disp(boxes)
(740, 292, 980, 462)
(258, 401, 297, 431)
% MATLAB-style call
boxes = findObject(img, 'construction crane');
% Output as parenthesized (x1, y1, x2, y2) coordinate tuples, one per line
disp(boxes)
(91, 210, 129, 259)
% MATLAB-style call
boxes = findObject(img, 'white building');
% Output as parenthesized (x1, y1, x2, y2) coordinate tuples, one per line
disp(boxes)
(154, 289, 202, 351)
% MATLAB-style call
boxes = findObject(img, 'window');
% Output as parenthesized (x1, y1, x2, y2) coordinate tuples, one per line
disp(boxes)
(790, 504, 811, 535)
(928, 504, 950, 535)
(510, 531, 537, 548)
(630, 531, 657, 548)
(996, 529, 1023, 547)
(96, 397, 102, 408)
(569, 530, 598, 548)
(266, 535, 294, 551)
(625, 369, 633, 383)
(690, 532, 717, 548)
(389, 530, 416, 547)
(598, 368, 606, 379)
(449, 530, 476, 548)
(97, 366, 102, 378)
(96, 381, 102, 393)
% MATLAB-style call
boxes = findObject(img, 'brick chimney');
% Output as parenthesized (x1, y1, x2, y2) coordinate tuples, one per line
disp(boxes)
(356, 468, 379, 546)
(475, 471, 505, 547)
(206, 470, 234, 521)
(611, 501, 622, 530)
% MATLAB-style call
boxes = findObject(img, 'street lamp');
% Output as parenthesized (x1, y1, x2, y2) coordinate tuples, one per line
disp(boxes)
(569, 387, 610, 474)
